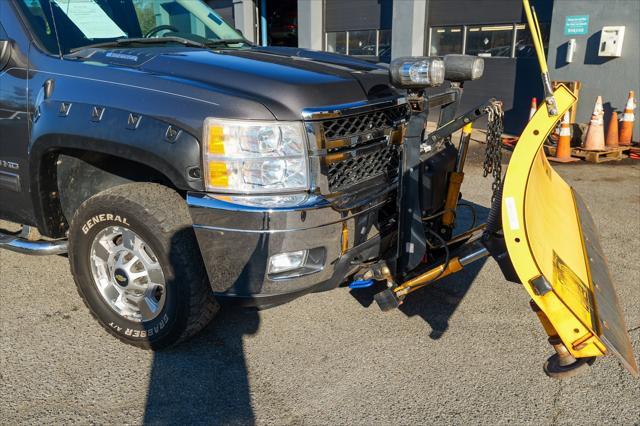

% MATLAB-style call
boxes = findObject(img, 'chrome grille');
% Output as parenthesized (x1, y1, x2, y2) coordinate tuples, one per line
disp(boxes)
(322, 104, 411, 140)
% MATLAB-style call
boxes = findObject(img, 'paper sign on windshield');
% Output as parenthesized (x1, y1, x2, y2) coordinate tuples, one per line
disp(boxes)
(53, 0, 127, 39)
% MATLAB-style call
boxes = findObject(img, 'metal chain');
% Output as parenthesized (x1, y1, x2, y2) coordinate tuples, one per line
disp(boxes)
(482, 100, 504, 202)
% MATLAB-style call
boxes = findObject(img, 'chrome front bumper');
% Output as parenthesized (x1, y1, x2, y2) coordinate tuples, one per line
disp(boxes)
(187, 191, 396, 307)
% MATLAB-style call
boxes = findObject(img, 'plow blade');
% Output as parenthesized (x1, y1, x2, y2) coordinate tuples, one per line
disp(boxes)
(501, 85, 638, 377)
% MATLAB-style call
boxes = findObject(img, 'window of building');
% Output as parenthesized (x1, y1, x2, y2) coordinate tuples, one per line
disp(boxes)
(326, 31, 347, 54)
(325, 30, 392, 61)
(378, 29, 392, 61)
(514, 23, 550, 57)
(428, 22, 549, 59)
(378, 30, 392, 52)
(429, 26, 463, 56)
(466, 25, 514, 57)
(348, 30, 377, 56)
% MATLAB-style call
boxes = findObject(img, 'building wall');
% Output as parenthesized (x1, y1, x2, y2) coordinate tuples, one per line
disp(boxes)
(206, 0, 235, 26)
(426, 0, 553, 133)
(298, 0, 323, 50)
(206, 0, 257, 42)
(391, 0, 427, 58)
(547, 0, 639, 138)
(324, 0, 392, 32)
(429, 0, 538, 25)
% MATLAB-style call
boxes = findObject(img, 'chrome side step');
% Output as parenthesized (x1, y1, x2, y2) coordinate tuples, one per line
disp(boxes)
(0, 231, 68, 256)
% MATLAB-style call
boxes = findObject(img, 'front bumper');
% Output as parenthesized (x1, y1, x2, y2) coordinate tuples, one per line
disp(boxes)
(187, 190, 396, 307)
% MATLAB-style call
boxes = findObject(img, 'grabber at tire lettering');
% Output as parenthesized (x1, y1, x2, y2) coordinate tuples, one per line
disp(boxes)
(68, 183, 219, 349)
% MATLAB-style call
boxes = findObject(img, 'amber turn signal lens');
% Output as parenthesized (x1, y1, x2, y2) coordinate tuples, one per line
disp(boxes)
(208, 161, 229, 188)
(208, 126, 225, 155)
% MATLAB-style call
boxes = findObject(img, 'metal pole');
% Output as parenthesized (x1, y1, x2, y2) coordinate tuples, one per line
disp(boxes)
(461, 26, 467, 54)
(260, 0, 268, 46)
(511, 23, 517, 58)
(345, 31, 349, 55)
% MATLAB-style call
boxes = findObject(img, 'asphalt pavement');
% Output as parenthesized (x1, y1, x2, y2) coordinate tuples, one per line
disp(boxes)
(1, 147, 639, 425)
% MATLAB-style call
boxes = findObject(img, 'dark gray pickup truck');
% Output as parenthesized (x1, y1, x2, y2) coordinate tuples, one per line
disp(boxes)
(0, 0, 423, 348)
(0, 0, 505, 349)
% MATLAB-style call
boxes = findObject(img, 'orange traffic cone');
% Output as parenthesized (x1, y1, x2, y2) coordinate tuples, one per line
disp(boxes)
(529, 97, 537, 121)
(619, 91, 635, 146)
(549, 111, 578, 163)
(583, 96, 605, 151)
(605, 111, 619, 148)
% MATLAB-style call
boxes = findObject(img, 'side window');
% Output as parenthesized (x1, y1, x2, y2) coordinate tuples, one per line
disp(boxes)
(15, 0, 60, 54)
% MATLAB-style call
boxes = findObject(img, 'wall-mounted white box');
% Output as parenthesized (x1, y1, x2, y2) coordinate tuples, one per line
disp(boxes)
(599, 26, 625, 57)
(566, 38, 577, 63)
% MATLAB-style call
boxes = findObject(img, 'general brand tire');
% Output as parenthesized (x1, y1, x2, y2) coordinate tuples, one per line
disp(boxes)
(68, 183, 218, 349)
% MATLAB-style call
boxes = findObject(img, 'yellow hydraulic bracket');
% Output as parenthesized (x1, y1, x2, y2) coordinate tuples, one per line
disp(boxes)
(442, 122, 473, 227)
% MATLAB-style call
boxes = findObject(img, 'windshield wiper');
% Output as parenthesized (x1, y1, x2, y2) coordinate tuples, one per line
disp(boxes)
(205, 38, 249, 47)
(68, 36, 207, 54)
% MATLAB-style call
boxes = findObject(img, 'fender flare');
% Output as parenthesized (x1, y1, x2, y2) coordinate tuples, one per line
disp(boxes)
(28, 99, 205, 236)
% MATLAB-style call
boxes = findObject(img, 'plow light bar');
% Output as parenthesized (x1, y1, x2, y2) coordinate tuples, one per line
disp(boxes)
(389, 57, 445, 89)
(443, 54, 485, 82)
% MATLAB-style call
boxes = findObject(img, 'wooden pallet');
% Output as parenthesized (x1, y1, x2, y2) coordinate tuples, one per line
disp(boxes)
(545, 146, 631, 163)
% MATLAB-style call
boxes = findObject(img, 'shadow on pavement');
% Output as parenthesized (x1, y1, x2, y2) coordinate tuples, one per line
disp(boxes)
(399, 257, 487, 339)
(143, 306, 259, 425)
(350, 200, 490, 339)
(400, 200, 490, 339)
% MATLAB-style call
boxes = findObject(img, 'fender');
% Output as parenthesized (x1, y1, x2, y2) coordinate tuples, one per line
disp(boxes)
(28, 95, 205, 236)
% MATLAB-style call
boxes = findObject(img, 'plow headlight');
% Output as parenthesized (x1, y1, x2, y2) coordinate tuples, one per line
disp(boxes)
(389, 57, 445, 89)
(203, 118, 309, 193)
(443, 54, 484, 82)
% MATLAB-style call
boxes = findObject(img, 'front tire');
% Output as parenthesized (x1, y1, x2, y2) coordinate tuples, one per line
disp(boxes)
(68, 183, 218, 349)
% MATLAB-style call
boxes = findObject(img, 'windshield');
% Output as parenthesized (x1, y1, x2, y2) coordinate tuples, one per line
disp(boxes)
(16, 0, 245, 54)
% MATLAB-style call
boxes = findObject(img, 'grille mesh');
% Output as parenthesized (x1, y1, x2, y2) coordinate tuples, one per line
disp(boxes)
(322, 104, 410, 140)
(317, 103, 408, 193)
(327, 145, 399, 192)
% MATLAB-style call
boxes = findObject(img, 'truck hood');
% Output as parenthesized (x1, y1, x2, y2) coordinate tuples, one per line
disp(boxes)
(81, 46, 400, 120)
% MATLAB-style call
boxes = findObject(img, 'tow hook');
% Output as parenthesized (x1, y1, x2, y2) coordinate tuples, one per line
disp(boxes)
(349, 261, 395, 290)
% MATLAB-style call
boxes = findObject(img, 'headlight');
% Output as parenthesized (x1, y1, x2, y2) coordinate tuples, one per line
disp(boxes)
(443, 54, 484, 82)
(389, 57, 445, 89)
(203, 118, 309, 193)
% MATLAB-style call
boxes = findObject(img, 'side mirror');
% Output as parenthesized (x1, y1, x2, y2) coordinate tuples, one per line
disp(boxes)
(0, 40, 11, 70)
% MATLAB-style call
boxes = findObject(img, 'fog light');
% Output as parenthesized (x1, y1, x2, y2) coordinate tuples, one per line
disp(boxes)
(267, 247, 326, 280)
(268, 250, 307, 274)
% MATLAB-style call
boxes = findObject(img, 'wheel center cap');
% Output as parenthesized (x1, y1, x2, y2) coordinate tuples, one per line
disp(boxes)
(113, 268, 129, 287)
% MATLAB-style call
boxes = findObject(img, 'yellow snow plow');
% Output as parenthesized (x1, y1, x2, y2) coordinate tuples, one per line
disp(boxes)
(502, 84, 638, 378)
(504, 0, 637, 378)
(357, 0, 637, 378)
